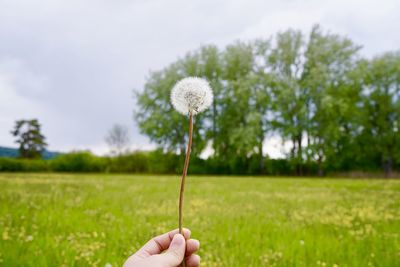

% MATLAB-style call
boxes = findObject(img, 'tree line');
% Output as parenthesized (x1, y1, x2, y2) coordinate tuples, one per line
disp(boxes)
(135, 25, 400, 177)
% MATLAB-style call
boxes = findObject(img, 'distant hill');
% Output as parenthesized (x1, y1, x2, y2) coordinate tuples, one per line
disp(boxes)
(0, 146, 60, 160)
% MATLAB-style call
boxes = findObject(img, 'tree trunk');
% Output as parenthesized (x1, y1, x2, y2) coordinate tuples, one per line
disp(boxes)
(383, 157, 392, 178)
(212, 99, 217, 154)
(259, 138, 264, 174)
(297, 133, 303, 176)
(291, 137, 297, 175)
(291, 137, 296, 159)
(317, 156, 323, 177)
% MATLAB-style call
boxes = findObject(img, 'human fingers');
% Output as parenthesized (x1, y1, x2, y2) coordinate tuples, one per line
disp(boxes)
(136, 228, 191, 257)
(185, 239, 200, 256)
(156, 234, 186, 267)
(186, 254, 201, 267)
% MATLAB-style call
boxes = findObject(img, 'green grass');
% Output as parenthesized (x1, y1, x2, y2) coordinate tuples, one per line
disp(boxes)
(0, 173, 399, 267)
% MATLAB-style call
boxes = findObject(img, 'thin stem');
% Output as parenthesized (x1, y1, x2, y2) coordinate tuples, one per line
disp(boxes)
(178, 111, 193, 267)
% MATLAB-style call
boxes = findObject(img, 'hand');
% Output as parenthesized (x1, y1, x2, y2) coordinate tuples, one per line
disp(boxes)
(123, 228, 200, 267)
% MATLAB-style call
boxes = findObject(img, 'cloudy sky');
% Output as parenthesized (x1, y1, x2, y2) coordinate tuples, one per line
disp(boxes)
(1, 0, 399, 157)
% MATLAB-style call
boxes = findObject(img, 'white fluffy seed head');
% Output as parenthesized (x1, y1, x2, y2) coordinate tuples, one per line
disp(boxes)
(171, 77, 213, 115)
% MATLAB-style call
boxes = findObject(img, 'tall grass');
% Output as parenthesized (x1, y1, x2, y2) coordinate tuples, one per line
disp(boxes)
(0, 174, 399, 266)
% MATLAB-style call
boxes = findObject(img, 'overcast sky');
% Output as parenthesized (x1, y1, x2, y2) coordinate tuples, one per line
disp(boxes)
(1, 0, 399, 157)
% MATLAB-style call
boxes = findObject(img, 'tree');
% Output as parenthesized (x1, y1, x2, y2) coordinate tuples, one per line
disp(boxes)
(11, 119, 47, 159)
(217, 42, 255, 160)
(302, 26, 361, 175)
(135, 26, 400, 176)
(217, 40, 271, 173)
(136, 42, 272, 173)
(268, 29, 309, 175)
(135, 45, 221, 156)
(105, 124, 131, 155)
(268, 26, 360, 176)
(360, 52, 400, 177)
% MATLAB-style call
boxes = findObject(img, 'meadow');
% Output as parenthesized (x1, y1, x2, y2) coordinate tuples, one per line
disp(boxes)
(0, 173, 399, 267)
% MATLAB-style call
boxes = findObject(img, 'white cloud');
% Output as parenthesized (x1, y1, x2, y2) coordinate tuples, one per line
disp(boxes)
(0, 58, 45, 146)
(237, 0, 400, 56)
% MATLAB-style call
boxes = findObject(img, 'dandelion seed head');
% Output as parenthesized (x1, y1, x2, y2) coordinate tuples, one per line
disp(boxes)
(171, 77, 213, 115)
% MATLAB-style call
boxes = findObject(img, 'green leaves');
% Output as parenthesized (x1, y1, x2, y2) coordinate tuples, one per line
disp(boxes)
(134, 27, 400, 176)
(360, 52, 400, 175)
(11, 119, 47, 159)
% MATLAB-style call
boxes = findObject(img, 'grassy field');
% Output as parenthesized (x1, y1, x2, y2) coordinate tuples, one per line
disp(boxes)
(0, 174, 399, 267)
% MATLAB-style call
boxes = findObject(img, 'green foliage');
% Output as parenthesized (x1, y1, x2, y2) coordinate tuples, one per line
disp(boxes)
(360, 52, 400, 176)
(49, 152, 107, 172)
(0, 151, 313, 176)
(134, 46, 222, 156)
(108, 152, 149, 173)
(135, 25, 400, 176)
(147, 150, 180, 174)
(0, 158, 49, 172)
(11, 119, 47, 159)
(0, 173, 399, 266)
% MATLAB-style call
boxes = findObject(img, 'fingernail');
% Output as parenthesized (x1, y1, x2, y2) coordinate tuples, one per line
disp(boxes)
(171, 234, 184, 248)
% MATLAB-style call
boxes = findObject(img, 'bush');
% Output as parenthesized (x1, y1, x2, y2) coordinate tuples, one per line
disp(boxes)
(147, 150, 180, 174)
(108, 152, 149, 173)
(0, 157, 49, 172)
(0, 150, 333, 175)
(49, 152, 107, 172)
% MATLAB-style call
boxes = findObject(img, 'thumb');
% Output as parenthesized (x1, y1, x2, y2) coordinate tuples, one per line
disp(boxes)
(158, 234, 186, 266)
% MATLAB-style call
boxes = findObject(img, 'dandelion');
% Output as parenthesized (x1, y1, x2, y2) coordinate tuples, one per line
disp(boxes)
(171, 77, 213, 115)
(171, 77, 213, 265)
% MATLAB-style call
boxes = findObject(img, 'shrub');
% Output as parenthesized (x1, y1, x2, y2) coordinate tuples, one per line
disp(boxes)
(0, 157, 49, 172)
(108, 152, 149, 173)
(147, 150, 180, 174)
(49, 152, 107, 172)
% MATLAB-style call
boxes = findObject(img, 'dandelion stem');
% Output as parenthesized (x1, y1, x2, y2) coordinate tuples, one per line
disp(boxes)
(178, 111, 193, 267)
